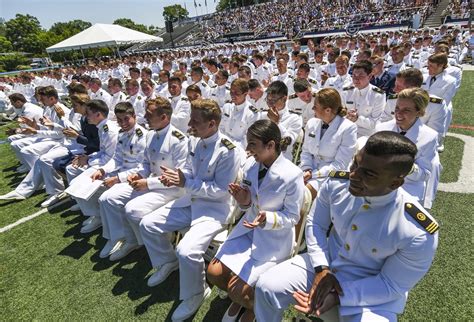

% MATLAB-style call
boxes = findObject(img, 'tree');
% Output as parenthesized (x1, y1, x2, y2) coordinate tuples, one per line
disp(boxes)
(49, 20, 92, 39)
(0, 53, 30, 71)
(163, 4, 189, 22)
(5, 14, 43, 52)
(113, 18, 151, 34)
(0, 36, 13, 52)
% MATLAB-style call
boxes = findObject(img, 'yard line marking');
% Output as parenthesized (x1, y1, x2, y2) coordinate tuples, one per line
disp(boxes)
(0, 199, 70, 233)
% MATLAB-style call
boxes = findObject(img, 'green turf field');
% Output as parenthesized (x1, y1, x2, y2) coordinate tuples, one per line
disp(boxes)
(1, 72, 473, 321)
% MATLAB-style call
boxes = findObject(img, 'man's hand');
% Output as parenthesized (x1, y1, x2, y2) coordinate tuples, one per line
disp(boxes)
(308, 269, 343, 315)
(159, 166, 185, 187)
(346, 109, 358, 122)
(6, 128, 17, 136)
(303, 170, 312, 183)
(20, 126, 37, 135)
(243, 211, 266, 229)
(18, 116, 38, 129)
(228, 182, 251, 207)
(41, 115, 55, 128)
(72, 154, 89, 168)
(104, 176, 119, 188)
(127, 173, 143, 183)
(293, 289, 339, 317)
(267, 106, 280, 124)
(90, 169, 105, 181)
(130, 179, 148, 191)
(54, 104, 65, 118)
(63, 127, 79, 138)
(321, 71, 329, 85)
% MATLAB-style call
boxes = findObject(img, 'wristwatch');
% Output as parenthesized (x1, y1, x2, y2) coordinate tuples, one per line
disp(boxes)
(314, 265, 329, 274)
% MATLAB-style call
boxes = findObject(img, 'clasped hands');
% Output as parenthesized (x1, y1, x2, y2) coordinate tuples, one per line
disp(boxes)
(228, 183, 266, 228)
(293, 269, 343, 317)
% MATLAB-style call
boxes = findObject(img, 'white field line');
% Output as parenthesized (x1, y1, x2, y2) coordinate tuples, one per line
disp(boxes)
(0, 199, 70, 233)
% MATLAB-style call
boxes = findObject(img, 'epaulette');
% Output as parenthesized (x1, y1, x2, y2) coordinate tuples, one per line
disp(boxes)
(249, 105, 258, 113)
(224, 113, 230, 117)
(372, 86, 385, 94)
(329, 170, 350, 179)
(210, 84, 218, 88)
(202, 82, 207, 87)
(100, 91, 103, 96)
(289, 93, 298, 99)
(308, 78, 318, 85)
(172, 130, 185, 140)
(289, 110, 301, 115)
(103, 124, 109, 132)
(263, 66, 268, 70)
(405, 203, 439, 234)
(126, 95, 131, 100)
(429, 96, 443, 104)
(273, 72, 279, 77)
(387, 93, 398, 100)
(137, 95, 142, 100)
(343, 86, 355, 91)
(312, 92, 318, 97)
(288, 75, 294, 79)
(320, 61, 327, 65)
(406, 64, 413, 68)
(136, 128, 143, 138)
(225, 99, 232, 104)
(225, 86, 230, 90)
(452, 64, 462, 69)
(221, 138, 236, 150)
(181, 97, 189, 101)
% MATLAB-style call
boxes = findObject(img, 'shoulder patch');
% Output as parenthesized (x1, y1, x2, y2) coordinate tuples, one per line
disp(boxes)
(202, 82, 207, 87)
(429, 96, 443, 104)
(172, 130, 185, 140)
(372, 86, 385, 94)
(221, 138, 236, 150)
(289, 110, 301, 115)
(387, 93, 398, 100)
(211, 84, 218, 88)
(181, 97, 189, 101)
(135, 128, 143, 137)
(343, 86, 355, 91)
(225, 99, 232, 104)
(249, 105, 258, 113)
(405, 203, 439, 234)
(226, 86, 230, 90)
(263, 66, 268, 70)
(289, 93, 298, 100)
(103, 124, 109, 132)
(329, 170, 350, 179)
(308, 78, 318, 85)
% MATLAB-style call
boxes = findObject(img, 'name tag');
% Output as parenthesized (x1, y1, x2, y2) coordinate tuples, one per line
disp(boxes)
(190, 151, 195, 156)
(346, 101, 354, 104)
(243, 179, 252, 186)
(308, 132, 316, 138)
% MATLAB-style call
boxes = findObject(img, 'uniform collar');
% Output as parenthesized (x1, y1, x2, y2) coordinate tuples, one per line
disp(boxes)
(156, 123, 170, 136)
(235, 101, 247, 111)
(200, 130, 220, 147)
(97, 118, 108, 130)
(356, 84, 370, 96)
(363, 189, 398, 208)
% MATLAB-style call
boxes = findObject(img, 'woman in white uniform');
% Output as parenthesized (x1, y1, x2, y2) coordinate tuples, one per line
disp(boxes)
(207, 120, 305, 322)
(300, 88, 358, 199)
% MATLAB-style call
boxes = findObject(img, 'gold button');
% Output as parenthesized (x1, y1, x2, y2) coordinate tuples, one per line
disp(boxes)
(362, 204, 370, 210)
(351, 224, 358, 231)
(372, 248, 377, 253)
(344, 243, 350, 251)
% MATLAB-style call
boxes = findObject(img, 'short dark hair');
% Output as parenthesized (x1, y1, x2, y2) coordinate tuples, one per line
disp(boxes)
(267, 80, 288, 97)
(364, 131, 417, 177)
(247, 119, 290, 154)
(248, 79, 262, 91)
(396, 68, 424, 88)
(43, 86, 59, 99)
(297, 63, 310, 73)
(108, 78, 123, 88)
(352, 60, 373, 75)
(8, 93, 27, 103)
(293, 79, 310, 93)
(145, 97, 172, 118)
(114, 101, 135, 116)
(86, 99, 109, 117)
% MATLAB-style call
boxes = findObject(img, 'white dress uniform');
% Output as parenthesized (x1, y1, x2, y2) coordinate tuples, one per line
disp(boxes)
(422, 70, 458, 137)
(261, 105, 303, 160)
(376, 119, 439, 205)
(323, 73, 352, 97)
(139, 131, 241, 300)
(255, 64, 271, 84)
(271, 73, 295, 95)
(194, 79, 211, 98)
(100, 125, 187, 245)
(126, 93, 146, 126)
(445, 64, 463, 91)
(255, 175, 438, 322)
(247, 92, 268, 113)
(382, 93, 448, 144)
(108, 91, 127, 119)
(209, 84, 231, 108)
(9, 102, 43, 122)
(66, 119, 119, 182)
(286, 94, 314, 126)
(155, 82, 169, 97)
(385, 61, 407, 78)
(216, 154, 305, 286)
(89, 88, 112, 110)
(341, 84, 386, 138)
(169, 94, 191, 134)
(300, 116, 357, 191)
(220, 100, 261, 152)
(12, 83, 36, 102)
(308, 61, 327, 81)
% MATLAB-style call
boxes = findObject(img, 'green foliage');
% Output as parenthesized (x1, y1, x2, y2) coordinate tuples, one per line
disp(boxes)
(0, 53, 30, 72)
(49, 20, 92, 39)
(163, 4, 189, 22)
(113, 18, 152, 35)
(216, 0, 268, 11)
(0, 36, 13, 52)
(5, 14, 43, 53)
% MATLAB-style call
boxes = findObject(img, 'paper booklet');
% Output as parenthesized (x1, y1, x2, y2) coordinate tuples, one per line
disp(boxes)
(65, 176, 104, 200)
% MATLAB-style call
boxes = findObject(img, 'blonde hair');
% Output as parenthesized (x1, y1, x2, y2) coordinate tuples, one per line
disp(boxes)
(191, 98, 222, 123)
(314, 88, 347, 117)
(397, 88, 429, 117)
(70, 93, 90, 105)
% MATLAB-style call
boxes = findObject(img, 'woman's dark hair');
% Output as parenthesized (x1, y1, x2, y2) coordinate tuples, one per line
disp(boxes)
(247, 119, 291, 154)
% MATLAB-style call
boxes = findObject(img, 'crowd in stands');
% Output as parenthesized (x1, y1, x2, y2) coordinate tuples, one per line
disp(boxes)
(199, 0, 436, 41)
(0, 23, 472, 322)
(442, 0, 471, 22)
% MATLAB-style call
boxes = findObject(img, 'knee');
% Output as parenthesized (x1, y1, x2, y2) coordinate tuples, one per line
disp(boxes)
(124, 201, 143, 222)
(139, 214, 155, 234)
(206, 260, 225, 287)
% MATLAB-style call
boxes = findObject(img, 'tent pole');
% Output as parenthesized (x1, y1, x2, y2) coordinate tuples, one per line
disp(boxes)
(80, 48, 85, 60)
(116, 45, 121, 58)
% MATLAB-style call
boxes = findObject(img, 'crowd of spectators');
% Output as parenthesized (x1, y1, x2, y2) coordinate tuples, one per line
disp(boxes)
(199, 0, 436, 41)
(442, 0, 471, 22)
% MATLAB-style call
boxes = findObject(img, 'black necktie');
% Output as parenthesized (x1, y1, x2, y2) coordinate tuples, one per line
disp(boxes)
(400, 131, 407, 136)
(429, 76, 436, 87)
(322, 123, 329, 130)
(258, 168, 268, 181)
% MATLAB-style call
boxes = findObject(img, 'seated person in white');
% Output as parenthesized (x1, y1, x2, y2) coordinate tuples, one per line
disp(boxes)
(207, 120, 305, 322)
(139, 99, 241, 321)
(254, 131, 438, 322)
(300, 88, 358, 200)
(97, 97, 188, 260)
(376, 88, 440, 208)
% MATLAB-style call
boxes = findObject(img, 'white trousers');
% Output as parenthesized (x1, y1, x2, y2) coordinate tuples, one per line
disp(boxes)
(139, 205, 224, 300)
(69, 167, 103, 217)
(9, 136, 42, 168)
(255, 253, 397, 322)
(15, 145, 68, 197)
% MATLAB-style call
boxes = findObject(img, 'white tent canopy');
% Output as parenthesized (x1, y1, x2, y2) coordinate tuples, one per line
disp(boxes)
(46, 23, 163, 53)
